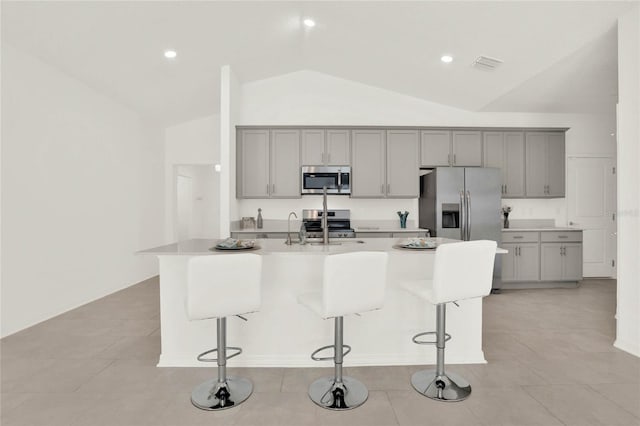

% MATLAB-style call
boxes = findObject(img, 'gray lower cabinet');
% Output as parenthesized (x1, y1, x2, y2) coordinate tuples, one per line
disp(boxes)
(525, 132, 565, 197)
(237, 129, 301, 199)
(540, 242, 583, 281)
(483, 131, 525, 197)
(501, 243, 540, 281)
(502, 230, 582, 284)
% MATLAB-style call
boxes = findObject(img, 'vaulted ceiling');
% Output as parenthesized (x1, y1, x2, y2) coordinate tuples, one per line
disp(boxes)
(1, 1, 631, 125)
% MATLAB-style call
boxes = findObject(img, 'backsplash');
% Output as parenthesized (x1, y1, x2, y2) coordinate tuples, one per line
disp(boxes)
(237, 197, 418, 222)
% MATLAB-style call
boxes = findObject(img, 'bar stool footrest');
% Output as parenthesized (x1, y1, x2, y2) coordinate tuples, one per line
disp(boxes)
(311, 344, 352, 361)
(197, 346, 242, 362)
(412, 331, 451, 345)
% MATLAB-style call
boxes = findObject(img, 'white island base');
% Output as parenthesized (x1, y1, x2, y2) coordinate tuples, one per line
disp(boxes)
(141, 238, 491, 368)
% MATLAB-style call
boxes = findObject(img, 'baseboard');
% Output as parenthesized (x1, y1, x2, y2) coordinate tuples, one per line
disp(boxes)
(614, 338, 640, 357)
(157, 351, 488, 368)
(498, 281, 579, 290)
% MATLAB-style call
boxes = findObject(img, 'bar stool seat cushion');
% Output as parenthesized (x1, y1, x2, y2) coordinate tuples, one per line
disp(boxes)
(297, 251, 389, 319)
(187, 253, 262, 321)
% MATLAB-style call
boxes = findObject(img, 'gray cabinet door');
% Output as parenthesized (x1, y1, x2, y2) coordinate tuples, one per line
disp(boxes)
(525, 132, 548, 197)
(501, 243, 517, 281)
(326, 130, 351, 165)
(238, 129, 270, 198)
(301, 129, 324, 165)
(386, 130, 419, 198)
(517, 243, 540, 281)
(452, 131, 482, 166)
(547, 133, 565, 197)
(483, 132, 504, 170)
(352, 130, 386, 198)
(562, 243, 583, 281)
(540, 243, 563, 281)
(421, 130, 451, 166)
(504, 132, 525, 197)
(270, 129, 301, 198)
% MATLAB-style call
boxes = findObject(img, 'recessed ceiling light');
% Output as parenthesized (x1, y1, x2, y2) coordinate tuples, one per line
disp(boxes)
(441, 55, 453, 63)
(303, 18, 316, 28)
(164, 50, 177, 59)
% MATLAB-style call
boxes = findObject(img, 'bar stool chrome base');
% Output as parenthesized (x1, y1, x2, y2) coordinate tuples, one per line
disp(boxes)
(191, 377, 253, 411)
(309, 376, 368, 410)
(410, 370, 471, 402)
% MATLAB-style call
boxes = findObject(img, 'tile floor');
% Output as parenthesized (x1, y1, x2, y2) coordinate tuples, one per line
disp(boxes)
(1, 278, 638, 425)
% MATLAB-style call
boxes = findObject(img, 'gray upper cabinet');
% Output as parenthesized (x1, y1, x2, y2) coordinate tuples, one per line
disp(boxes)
(326, 130, 351, 165)
(421, 130, 481, 167)
(301, 129, 325, 165)
(386, 130, 419, 197)
(420, 130, 451, 166)
(525, 132, 565, 197)
(351, 130, 386, 198)
(301, 129, 351, 166)
(238, 129, 270, 198)
(270, 129, 301, 198)
(452, 131, 482, 166)
(483, 131, 525, 197)
(237, 128, 300, 199)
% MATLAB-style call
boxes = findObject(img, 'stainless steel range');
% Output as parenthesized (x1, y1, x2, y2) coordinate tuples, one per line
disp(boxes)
(302, 209, 355, 239)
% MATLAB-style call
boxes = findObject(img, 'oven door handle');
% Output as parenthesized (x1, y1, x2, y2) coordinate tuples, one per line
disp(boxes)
(337, 172, 342, 193)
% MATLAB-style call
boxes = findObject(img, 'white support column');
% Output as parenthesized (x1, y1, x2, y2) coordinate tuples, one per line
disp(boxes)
(615, 4, 640, 357)
(219, 65, 240, 238)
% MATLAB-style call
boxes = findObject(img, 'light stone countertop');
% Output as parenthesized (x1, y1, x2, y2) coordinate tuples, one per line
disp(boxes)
(138, 237, 507, 256)
(502, 227, 581, 232)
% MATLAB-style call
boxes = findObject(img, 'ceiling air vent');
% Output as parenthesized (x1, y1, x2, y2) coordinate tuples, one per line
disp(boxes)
(472, 55, 503, 70)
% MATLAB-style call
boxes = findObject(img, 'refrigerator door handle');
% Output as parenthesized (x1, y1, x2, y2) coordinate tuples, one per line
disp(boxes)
(459, 191, 465, 240)
(466, 190, 471, 240)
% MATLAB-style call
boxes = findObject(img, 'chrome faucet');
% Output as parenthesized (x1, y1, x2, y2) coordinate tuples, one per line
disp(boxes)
(286, 211, 298, 245)
(322, 186, 329, 245)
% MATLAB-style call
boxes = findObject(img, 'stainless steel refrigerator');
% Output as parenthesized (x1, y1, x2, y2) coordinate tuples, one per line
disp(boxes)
(419, 167, 502, 285)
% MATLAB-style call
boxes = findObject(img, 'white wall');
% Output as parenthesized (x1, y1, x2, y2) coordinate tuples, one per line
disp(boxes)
(175, 165, 219, 239)
(164, 114, 220, 241)
(237, 70, 616, 225)
(219, 66, 241, 238)
(1, 43, 165, 337)
(615, 5, 640, 357)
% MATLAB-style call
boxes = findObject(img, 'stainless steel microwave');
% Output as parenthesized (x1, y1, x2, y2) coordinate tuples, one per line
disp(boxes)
(301, 166, 351, 195)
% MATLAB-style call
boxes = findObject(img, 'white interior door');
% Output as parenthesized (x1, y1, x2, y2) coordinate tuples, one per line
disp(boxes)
(176, 175, 194, 242)
(567, 157, 617, 277)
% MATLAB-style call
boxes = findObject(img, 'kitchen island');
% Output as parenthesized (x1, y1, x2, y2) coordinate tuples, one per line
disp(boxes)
(139, 238, 505, 368)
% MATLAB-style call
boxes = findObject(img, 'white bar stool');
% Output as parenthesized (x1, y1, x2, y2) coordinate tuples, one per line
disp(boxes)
(186, 253, 262, 410)
(298, 251, 389, 410)
(402, 240, 496, 402)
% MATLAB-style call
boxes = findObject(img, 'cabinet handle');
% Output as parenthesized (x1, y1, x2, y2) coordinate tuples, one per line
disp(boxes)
(513, 236, 523, 239)
(266, 184, 270, 194)
(516, 246, 520, 256)
(453, 154, 456, 165)
(504, 184, 507, 194)
(321, 152, 325, 163)
(381, 184, 385, 194)
(272, 184, 276, 194)
(387, 183, 391, 194)
(327, 152, 331, 163)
